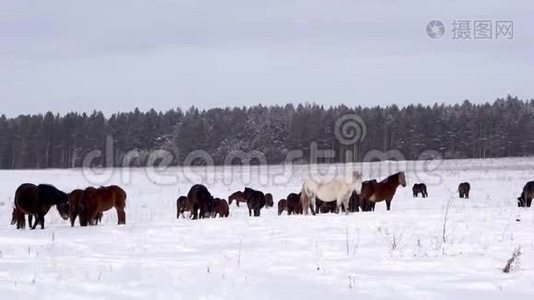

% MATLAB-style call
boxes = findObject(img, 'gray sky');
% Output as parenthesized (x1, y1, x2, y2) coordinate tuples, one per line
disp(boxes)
(1, 0, 533, 116)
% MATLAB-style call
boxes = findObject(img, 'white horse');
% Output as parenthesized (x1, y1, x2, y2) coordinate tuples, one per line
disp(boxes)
(301, 172, 362, 215)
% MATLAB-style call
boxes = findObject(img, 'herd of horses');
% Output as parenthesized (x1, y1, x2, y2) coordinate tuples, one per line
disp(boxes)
(11, 184, 126, 229)
(8, 173, 534, 229)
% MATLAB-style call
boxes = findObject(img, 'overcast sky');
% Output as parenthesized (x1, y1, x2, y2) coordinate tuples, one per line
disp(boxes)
(1, 0, 533, 116)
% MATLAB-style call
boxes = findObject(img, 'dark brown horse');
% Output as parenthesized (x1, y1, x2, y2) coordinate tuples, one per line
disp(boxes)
(317, 199, 338, 213)
(176, 196, 187, 218)
(186, 184, 214, 220)
(458, 182, 470, 199)
(211, 198, 230, 218)
(265, 193, 274, 208)
(244, 187, 266, 217)
(277, 199, 287, 215)
(78, 185, 126, 226)
(357, 179, 378, 211)
(363, 172, 406, 211)
(286, 193, 302, 215)
(13, 183, 69, 230)
(518, 181, 534, 208)
(69, 189, 105, 226)
(11, 206, 31, 229)
(412, 183, 428, 198)
(228, 191, 248, 207)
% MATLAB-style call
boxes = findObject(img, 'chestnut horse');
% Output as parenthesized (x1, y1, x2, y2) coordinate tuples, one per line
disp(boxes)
(176, 196, 187, 218)
(364, 172, 406, 211)
(78, 185, 126, 226)
(244, 187, 266, 217)
(228, 191, 248, 207)
(458, 182, 470, 199)
(68, 189, 103, 226)
(13, 183, 69, 230)
(211, 198, 230, 218)
(186, 184, 214, 220)
(358, 179, 378, 211)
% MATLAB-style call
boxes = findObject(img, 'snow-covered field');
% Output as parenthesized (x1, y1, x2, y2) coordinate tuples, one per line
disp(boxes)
(1, 158, 534, 299)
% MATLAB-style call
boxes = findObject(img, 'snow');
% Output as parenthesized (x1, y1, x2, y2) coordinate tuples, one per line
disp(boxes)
(1, 157, 534, 299)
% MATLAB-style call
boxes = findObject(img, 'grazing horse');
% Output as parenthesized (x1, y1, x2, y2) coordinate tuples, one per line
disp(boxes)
(518, 181, 534, 208)
(176, 196, 187, 218)
(228, 191, 248, 207)
(300, 172, 362, 215)
(286, 193, 302, 215)
(68, 189, 107, 226)
(211, 198, 230, 218)
(412, 183, 428, 198)
(244, 187, 267, 217)
(186, 184, 214, 220)
(79, 185, 126, 226)
(316, 199, 338, 213)
(458, 182, 470, 199)
(13, 183, 69, 230)
(277, 199, 287, 215)
(364, 172, 406, 211)
(265, 193, 274, 208)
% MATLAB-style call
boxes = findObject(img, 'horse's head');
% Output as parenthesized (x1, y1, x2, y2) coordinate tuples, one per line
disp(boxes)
(10, 207, 18, 225)
(398, 172, 407, 187)
(265, 193, 274, 207)
(56, 202, 69, 220)
(518, 192, 526, 207)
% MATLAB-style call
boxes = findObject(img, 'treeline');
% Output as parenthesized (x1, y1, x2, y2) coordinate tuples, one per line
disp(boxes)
(0, 96, 533, 169)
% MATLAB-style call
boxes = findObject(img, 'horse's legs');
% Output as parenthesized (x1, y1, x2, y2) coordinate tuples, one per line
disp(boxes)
(385, 198, 392, 211)
(28, 215, 34, 228)
(40, 215, 45, 229)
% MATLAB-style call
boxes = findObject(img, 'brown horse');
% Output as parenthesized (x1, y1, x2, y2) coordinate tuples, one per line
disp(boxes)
(458, 182, 470, 199)
(364, 172, 406, 211)
(78, 185, 126, 226)
(68, 189, 104, 226)
(13, 183, 69, 230)
(228, 191, 248, 207)
(358, 179, 378, 211)
(176, 196, 187, 218)
(317, 199, 337, 213)
(244, 187, 266, 217)
(412, 183, 428, 198)
(186, 184, 214, 220)
(286, 193, 302, 215)
(518, 181, 534, 208)
(11, 206, 31, 229)
(211, 198, 230, 218)
(277, 199, 287, 215)
(265, 193, 274, 208)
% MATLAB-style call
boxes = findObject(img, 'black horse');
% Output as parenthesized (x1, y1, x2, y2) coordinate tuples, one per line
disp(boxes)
(412, 183, 428, 198)
(244, 187, 266, 217)
(185, 185, 214, 220)
(518, 181, 534, 208)
(13, 183, 69, 230)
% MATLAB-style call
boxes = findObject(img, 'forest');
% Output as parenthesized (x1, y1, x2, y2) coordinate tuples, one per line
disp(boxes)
(0, 96, 533, 169)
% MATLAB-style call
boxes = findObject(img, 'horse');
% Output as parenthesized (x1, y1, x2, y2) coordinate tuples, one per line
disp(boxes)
(176, 196, 187, 218)
(357, 179, 378, 211)
(300, 172, 362, 215)
(316, 199, 338, 213)
(228, 191, 248, 207)
(211, 198, 230, 218)
(363, 172, 406, 211)
(458, 182, 470, 199)
(265, 193, 274, 208)
(186, 184, 214, 220)
(518, 181, 534, 208)
(244, 187, 266, 217)
(11, 206, 31, 229)
(277, 199, 287, 215)
(412, 183, 428, 198)
(69, 189, 107, 226)
(78, 185, 126, 226)
(286, 193, 302, 215)
(13, 183, 69, 230)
